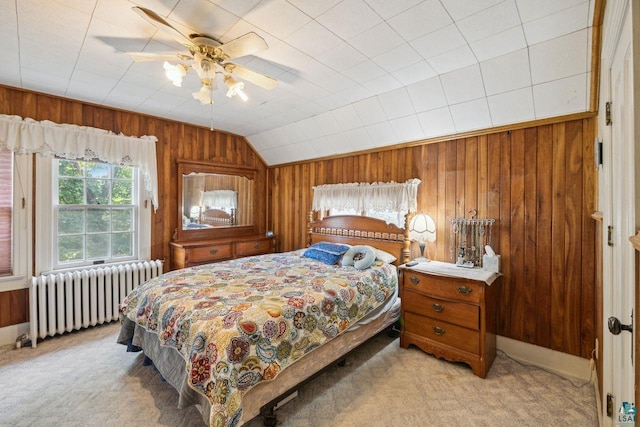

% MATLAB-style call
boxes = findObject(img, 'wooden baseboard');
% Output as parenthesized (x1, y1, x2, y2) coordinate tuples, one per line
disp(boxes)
(497, 335, 592, 381)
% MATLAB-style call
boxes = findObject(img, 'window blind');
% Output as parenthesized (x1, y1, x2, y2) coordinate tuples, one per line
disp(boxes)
(0, 148, 12, 276)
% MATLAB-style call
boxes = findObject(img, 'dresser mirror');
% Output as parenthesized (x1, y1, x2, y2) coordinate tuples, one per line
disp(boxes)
(176, 160, 257, 240)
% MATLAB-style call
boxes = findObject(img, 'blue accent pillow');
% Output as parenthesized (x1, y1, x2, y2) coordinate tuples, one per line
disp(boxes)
(308, 242, 350, 255)
(302, 242, 350, 265)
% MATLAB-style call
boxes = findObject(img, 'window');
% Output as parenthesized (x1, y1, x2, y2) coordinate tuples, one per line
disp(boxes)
(54, 159, 139, 268)
(0, 148, 12, 276)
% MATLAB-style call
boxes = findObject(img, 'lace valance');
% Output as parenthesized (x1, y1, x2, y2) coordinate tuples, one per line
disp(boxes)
(201, 190, 237, 209)
(312, 179, 421, 213)
(0, 114, 159, 211)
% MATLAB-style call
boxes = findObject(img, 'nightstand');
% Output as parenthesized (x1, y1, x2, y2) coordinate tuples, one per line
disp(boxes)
(399, 261, 501, 378)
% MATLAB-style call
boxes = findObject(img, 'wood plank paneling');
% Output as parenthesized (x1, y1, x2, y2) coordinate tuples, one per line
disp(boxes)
(0, 85, 268, 327)
(267, 117, 598, 358)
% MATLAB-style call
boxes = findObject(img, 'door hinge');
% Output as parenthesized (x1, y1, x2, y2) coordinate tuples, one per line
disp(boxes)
(608, 225, 614, 246)
(606, 102, 612, 125)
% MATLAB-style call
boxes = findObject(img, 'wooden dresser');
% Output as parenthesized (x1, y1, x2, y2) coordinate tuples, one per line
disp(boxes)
(170, 234, 276, 270)
(399, 261, 500, 378)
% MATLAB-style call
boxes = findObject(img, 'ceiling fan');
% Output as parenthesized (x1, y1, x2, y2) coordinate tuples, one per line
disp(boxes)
(126, 6, 277, 105)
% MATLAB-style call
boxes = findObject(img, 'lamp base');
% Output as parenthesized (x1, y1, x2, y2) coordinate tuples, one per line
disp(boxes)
(412, 256, 431, 263)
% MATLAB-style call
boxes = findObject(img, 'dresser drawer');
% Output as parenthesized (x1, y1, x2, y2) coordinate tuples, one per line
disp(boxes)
(235, 238, 273, 256)
(403, 290, 479, 330)
(404, 312, 479, 354)
(188, 243, 233, 262)
(403, 272, 482, 304)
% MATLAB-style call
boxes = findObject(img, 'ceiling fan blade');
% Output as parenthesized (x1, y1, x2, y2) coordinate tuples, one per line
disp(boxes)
(132, 6, 194, 48)
(219, 33, 268, 60)
(125, 52, 190, 62)
(225, 63, 278, 90)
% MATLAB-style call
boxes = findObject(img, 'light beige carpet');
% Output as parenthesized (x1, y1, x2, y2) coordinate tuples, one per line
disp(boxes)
(0, 322, 598, 427)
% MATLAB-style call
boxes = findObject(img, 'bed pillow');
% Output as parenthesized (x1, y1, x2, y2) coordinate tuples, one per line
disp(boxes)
(374, 248, 397, 264)
(303, 242, 350, 265)
(341, 245, 377, 270)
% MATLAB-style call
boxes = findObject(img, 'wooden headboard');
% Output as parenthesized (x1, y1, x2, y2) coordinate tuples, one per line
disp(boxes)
(307, 212, 411, 266)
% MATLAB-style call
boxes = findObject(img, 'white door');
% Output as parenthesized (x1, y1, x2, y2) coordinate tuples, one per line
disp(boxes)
(602, 2, 636, 425)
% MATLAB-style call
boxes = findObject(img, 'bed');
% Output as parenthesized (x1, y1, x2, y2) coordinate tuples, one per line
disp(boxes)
(201, 208, 236, 225)
(118, 214, 411, 426)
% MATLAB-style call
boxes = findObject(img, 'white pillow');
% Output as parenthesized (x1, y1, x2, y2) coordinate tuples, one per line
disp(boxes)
(373, 248, 397, 264)
(341, 245, 377, 270)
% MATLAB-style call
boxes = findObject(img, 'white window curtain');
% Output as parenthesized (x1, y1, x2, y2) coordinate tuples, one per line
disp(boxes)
(201, 190, 237, 209)
(312, 179, 421, 213)
(0, 114, 159, 211)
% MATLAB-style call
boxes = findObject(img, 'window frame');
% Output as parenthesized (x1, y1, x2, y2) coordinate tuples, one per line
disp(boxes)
(35, 156, 151, 275)
(0, 152, 32, 292)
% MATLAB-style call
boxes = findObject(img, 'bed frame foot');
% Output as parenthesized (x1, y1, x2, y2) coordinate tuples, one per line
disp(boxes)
(263, 410, 277, 426)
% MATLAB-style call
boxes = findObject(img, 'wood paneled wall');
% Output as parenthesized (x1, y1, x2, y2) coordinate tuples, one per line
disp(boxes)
(0, 85, 267, 328)
(268, 117, 598, 358)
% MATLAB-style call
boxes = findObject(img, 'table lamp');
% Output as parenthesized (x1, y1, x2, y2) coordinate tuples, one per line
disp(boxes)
(409, 212, 436, 262)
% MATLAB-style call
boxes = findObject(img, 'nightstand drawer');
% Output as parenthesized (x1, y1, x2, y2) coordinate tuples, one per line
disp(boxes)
(236, 238, 273, 256)
(403, 290, 479, 330)
(405, 312, 479, 354)
(403, 272, 482, 304)
(189, 243, 233, 262)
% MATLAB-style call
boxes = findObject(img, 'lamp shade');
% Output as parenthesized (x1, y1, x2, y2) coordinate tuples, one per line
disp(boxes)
(409, 212, 436, 243)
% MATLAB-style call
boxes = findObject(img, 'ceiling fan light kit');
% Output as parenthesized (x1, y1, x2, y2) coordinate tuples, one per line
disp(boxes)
(127, 6, 277, 107)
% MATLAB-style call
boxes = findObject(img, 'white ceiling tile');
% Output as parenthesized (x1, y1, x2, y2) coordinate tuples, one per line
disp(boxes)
(317, 0, 382, 40)
(337, 84, 372, 103)
(348, 22, 405, 58)
(353, 97, 387, 125)
(342, 60, 387, 82)
(387, 0, 452, 41)
(389, 115, 425, 143)
(345, 127, 373, 150)
(285, 20, 343, 58)
(327, 133, 354, 156)
(280, 122, 307, 143)
(523, 3, 589, 46)
(364, 0, 422, 19)
(361, 74, 402, 95)
(530, 29, 587, 84)
(456, 1, 520, 43)
(286, 0, 342, 19)
(311, 135, 338, 158)
(516, 0, 587, 23)
(441, 64, 486, 105)
(417, 107, 455, 138)
(470, 25, 527, 62)
(212, 0, 261, 17)
(406, 76, 447, 112)
(297, 117, 323, 139)
(377, 87, 416, 120)
(392, 61, 437, 85)
(128, 0, 181, 18)
(316, 42, 367, 72)
(372, 43, 422, 73)
(449, 98, 492, 132)
(243, 0, 311, 39)
(366, 122, 397, 146)
(480, 48, 531, 96)
(532, 73, 587, 118)
(313, 111, 342, 135)
(487, 87, 535, 125)
(428, 45, 477, 75)
(439, 0, 504, 20)
(333, 104, 364, 131)
(410, 25, 466, 60)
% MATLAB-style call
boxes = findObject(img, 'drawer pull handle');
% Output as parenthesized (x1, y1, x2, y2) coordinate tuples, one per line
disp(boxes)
(432, 326, 446, 336)
(409, 276, 420, 285)
(431, 303, 444, 313)
(254, 243, 261, 249)
(209, 249, 218, 255)
(457, 286, 472, 295)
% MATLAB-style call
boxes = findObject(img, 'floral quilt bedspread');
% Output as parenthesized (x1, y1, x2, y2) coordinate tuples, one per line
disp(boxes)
(120, 250, 397, 427)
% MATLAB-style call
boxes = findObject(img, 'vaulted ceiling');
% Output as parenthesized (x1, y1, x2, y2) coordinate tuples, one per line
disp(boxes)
(0, 0, 595, 165)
